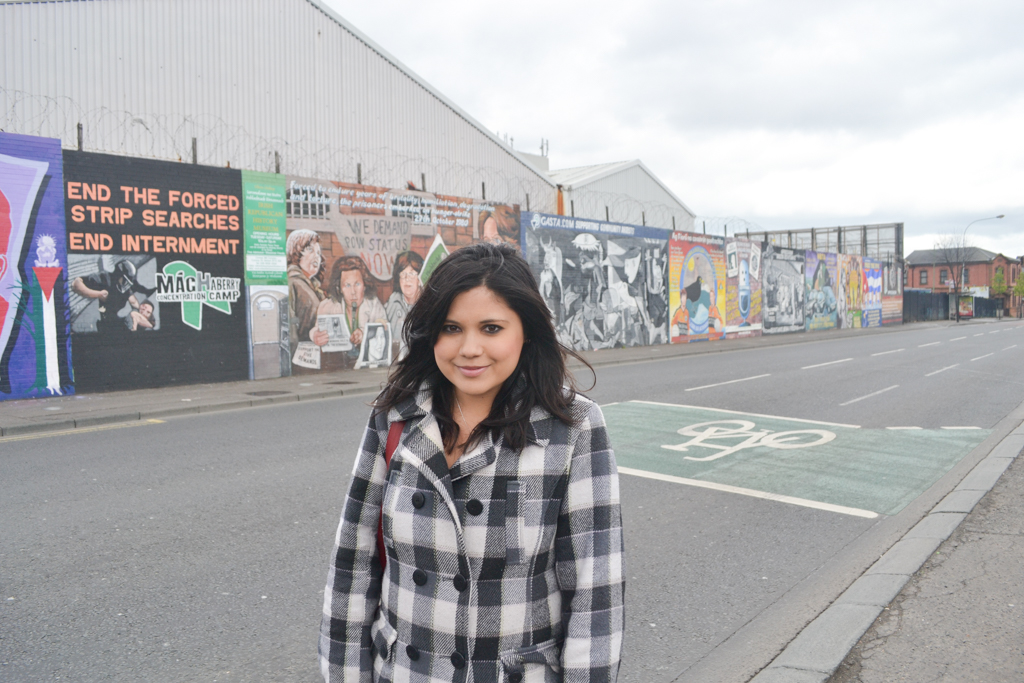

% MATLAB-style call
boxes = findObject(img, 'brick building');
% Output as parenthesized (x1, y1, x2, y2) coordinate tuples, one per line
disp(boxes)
(905, 247, 1022, 315)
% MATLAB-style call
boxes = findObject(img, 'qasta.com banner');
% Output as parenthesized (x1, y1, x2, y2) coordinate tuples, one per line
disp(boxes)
(63, 151, 248, 392)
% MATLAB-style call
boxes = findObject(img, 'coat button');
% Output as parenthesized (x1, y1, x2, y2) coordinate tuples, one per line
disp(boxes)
(413, 569, 428, 586)
(453, 574, 467, 591)
(466, 498, 483, 516)
(450, 651, 466, 669)
(509, 673, 523, 683)
(411, 491, 425, 508)
(406, 644, 420, 661)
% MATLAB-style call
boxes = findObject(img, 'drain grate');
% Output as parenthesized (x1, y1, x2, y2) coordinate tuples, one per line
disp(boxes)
(246, 390, 292, 397)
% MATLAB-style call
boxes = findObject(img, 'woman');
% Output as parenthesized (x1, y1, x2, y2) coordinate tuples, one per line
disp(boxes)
(317, 256, 388, 369)
(319, 242, 624, 683)
(286, 230, 326, 366)
(385, 251, 425, 359)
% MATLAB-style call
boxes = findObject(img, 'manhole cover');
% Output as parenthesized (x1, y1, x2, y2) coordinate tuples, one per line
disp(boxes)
(326, 380, 357, 385)
(246, 391, 292, 397)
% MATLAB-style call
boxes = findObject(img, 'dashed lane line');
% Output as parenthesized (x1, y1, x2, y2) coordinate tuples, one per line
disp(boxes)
(1004, 345, 1017, 351)
(802, 358, 853, 370)
(918, 341, 941, 348)
(839, 384, 899, 407)
(871, 348, 905, 356)
(925, 364, 959, 377)
(886, 426, 922, 430)
(971, 353, 994, 361)
(684, 374, 771, 392)
(974, 333, 985, 337)
(941, 426, 983, 430)
(631, 400, 861, 428)
(950, 336, 966, 342)
(617, 466, 879, 519)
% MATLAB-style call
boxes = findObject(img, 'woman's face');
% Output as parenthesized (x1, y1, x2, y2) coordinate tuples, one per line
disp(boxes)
(482, 216, 499, 241)
(399, 264, 421, 304)
(434, 285, 525, 408)
(340, 269, 365, 306)
(299, 243, 322, 278)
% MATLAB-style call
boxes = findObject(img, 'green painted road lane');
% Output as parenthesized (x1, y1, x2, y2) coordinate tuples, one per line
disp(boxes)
(604, 401, 990, 516)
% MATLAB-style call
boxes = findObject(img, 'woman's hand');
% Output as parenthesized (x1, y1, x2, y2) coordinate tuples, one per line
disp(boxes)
(350, 327, 364, 346)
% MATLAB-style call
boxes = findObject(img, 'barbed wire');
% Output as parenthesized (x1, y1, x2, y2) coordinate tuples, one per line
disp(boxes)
(0, 87, 556, 210)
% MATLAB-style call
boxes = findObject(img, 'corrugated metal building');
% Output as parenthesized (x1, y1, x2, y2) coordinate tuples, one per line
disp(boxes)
(0, 0, 556, 208)
(548, 160, 696, 232)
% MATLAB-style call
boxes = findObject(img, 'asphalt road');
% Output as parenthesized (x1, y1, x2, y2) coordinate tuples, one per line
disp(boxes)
(2, 320, 1023, 682)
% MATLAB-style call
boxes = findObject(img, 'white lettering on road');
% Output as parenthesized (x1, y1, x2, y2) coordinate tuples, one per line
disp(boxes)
(661, 419, 836, 462)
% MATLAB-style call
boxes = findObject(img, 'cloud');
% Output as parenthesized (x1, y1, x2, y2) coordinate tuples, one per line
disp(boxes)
(325, 0, 1024, 252)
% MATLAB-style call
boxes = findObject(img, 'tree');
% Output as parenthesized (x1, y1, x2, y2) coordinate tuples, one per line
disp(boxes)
(1014, 275, 1024, 318)
(934, 233, 972, 322)
(992, 268, 1007, 297)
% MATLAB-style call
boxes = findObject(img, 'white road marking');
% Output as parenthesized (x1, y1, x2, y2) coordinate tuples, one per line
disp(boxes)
(886, 426, 922, 430)
(685, 374, 771, 392)
(802, 358, 853, 369)
(971, 353, 993, 361)
(839, 385, 899, 406)
(941, 426, 982, 430)
(925, 364, 959, 377)
(601, 402, 620, 407)
(974, 333, 985, 337)
(631, 400, 861, 428)
(918, 341, 941, 348)
(949, 336, 966, 342)
(618, 466, 879, 518)
(1003, 345, 1017, 351)
(871, 348, 905, 356)
(990, 330, 1000, 334)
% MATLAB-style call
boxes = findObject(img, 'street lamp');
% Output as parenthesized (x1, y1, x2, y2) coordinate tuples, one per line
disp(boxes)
(956, 214, 1005, 322)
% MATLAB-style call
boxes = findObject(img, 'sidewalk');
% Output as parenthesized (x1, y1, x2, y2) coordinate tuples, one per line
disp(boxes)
(829, 446, 1024, 682)
(0, 319, 927, 437)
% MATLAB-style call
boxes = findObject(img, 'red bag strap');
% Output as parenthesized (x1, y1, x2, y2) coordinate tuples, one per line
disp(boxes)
(377, 421, 405, 571)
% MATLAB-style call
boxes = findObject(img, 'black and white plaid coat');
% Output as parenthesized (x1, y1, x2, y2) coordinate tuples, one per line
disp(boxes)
(319, 384, 624, 683)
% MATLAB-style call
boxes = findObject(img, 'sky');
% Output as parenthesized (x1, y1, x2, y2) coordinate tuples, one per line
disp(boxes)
(324, 0, 1024, 258)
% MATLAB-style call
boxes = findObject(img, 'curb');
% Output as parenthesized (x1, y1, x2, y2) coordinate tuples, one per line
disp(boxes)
(0, 384, 381, 437)
(749, 420, 1024, 682)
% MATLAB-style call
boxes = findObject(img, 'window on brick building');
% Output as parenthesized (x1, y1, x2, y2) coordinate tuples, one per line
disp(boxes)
(963, 267, 970, 285)
(939, 269, 948, 284)
(919, 270, 928, 285)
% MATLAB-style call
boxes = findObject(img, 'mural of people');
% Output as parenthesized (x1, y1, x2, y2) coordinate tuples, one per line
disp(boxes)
(522, 213, 669, 352)
(669, 233, 726, 343)
(804, 251, 838, 331)
(478, 205, 520, 244)
(286, 229, 326, 372)
(762, 245, 806, 334)
(725, 238, 763, 338)
(71, 259, 158, 335)
(316, 255, 387, 369)
(384, 250, 424, 358)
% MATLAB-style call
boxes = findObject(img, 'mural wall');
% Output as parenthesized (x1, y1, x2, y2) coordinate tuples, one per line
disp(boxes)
(762, 245, 806, 334)
(521, 212, 670, 351)
(0, 133, 909, 402)
(804, 251, 838, 332)
(0, 133, 73, 400)
(669, 232, 726, 343)
(64, 151, 248, 392)
(285, 177, 520, 374)
(724, 239, 762, 338)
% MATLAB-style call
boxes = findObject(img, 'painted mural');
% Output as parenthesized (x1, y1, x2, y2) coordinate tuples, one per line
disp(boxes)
(669, 232, 726, 343)
(804, 251, 838, 331)
(862, 257, 883, 328)
(64, 151, 248, 392)
(0, 132, 73, 400)
(882, 262, 903, 325)
(285, 176, 520, 373)
(724, 239, 763, 338)
(836, 254, 863, 328)
(762, 245, 805, 334)
(522, 212, 670, 351)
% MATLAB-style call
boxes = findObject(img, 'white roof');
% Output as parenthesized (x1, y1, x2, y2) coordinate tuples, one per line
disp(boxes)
(548, 159, 695, 217)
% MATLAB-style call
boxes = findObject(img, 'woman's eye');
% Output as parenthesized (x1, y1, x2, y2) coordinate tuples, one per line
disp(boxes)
(441, 324, 460, 334)
(483, 324, 503, 334)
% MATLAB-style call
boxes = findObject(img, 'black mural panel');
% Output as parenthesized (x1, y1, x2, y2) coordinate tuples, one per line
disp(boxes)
(63, 152, 247, 391)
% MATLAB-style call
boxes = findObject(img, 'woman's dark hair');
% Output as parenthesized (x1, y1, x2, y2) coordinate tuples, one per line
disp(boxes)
(375, 241, 592, 454)
(327, 255, 377, 302)
(391, 250, 424, 290)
